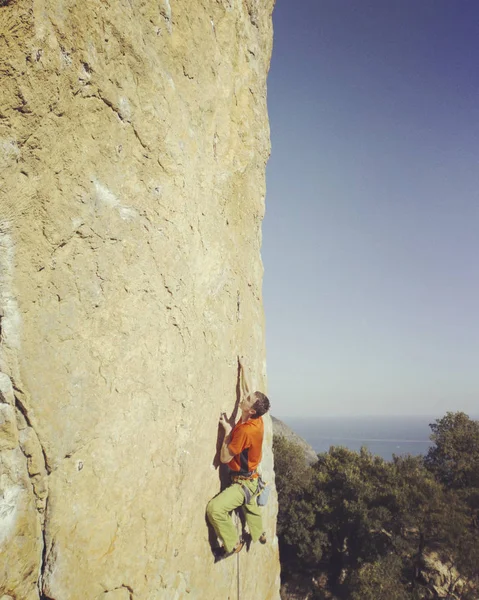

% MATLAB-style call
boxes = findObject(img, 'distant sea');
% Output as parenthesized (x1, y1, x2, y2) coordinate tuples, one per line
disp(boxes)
(280, 415, 438, 461)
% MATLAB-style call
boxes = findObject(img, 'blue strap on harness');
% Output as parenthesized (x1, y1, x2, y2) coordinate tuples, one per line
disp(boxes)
(238, 475, 269, 506)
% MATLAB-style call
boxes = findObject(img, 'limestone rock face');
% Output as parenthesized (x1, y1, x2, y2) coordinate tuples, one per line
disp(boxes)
(0, 1, 279, 598)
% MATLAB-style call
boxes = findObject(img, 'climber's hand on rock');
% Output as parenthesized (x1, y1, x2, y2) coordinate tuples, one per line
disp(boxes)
(219, 412, 231, 434)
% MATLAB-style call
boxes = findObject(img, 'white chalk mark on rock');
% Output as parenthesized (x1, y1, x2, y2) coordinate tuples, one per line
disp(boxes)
(0, 139, 20, 169)
(118, 206, 139, 221)
(93, 180, 139, 221)
(119, 97, 132, 122)
(0, 227, 22, 350)
(160, 0, 172, 34)
(0, 483, 21, 546)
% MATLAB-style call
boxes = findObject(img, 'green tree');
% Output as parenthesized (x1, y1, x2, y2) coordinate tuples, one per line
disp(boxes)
(425, 412, 479, 492)
(273, 435, 326, 568)
(347, 554, 411, 600)
(273, 434, 311, 508)
(424, 412, 479, 583)
(274, 418, 479, 599)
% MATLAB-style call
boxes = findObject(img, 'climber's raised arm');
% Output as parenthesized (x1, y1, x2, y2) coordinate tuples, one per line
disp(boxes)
(219, 412, 235, 463)
(239, 357, 251, 397)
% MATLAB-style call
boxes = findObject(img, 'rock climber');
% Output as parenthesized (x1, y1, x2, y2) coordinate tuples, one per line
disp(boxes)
(206, 358, 271, 560)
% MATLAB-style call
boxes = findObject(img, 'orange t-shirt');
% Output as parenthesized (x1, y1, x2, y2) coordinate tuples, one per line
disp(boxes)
(228, 416, 264, 476)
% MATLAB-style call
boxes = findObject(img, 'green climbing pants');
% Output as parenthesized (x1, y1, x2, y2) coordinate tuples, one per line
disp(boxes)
(206, 478, 263, 553)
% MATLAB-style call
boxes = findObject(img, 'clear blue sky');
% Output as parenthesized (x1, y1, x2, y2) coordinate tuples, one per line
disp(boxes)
(263, 0, 479, 418)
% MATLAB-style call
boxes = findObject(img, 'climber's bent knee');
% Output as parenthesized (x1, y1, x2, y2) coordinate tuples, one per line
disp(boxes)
(206, 498, 221, 520)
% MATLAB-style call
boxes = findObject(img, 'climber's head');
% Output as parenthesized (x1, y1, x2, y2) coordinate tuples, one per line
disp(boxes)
(250, 391, 270, 418)
(241, 391, 270, 419)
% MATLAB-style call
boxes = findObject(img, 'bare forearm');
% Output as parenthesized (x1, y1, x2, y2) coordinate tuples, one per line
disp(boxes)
(239, 358, 252, 395)
(220, 434, 232, 463)
(243, 372, 251, 395)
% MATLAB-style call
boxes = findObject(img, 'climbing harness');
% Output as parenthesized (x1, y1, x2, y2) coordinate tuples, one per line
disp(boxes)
(231, 469, 258, 482)
(233, 471, 270, 506)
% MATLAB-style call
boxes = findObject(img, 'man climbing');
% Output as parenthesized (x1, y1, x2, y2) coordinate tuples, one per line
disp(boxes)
(206, 358, 271, 560)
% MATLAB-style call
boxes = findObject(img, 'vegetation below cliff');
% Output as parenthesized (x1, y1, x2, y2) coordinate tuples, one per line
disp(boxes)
(274, 412, 479, 599)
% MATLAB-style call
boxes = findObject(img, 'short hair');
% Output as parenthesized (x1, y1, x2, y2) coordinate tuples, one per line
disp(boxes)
(251, 392, 270, 419)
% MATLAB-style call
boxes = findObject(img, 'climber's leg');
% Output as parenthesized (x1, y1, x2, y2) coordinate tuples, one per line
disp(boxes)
(240, 479, 263, 543)
(206, 483, 245, 553)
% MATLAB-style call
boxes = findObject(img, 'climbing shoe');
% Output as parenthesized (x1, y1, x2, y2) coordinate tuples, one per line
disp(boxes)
(213, 539, 245, 562)
(232, 539, 245, 554)
(242, 532, 252, 551)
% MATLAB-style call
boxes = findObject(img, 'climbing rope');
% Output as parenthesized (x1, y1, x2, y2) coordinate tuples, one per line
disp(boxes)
(235, 512, 240, 600)
(237, 548, 240, 600)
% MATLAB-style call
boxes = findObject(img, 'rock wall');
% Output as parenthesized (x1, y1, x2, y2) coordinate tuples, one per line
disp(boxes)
(0, 1, 279, 598)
